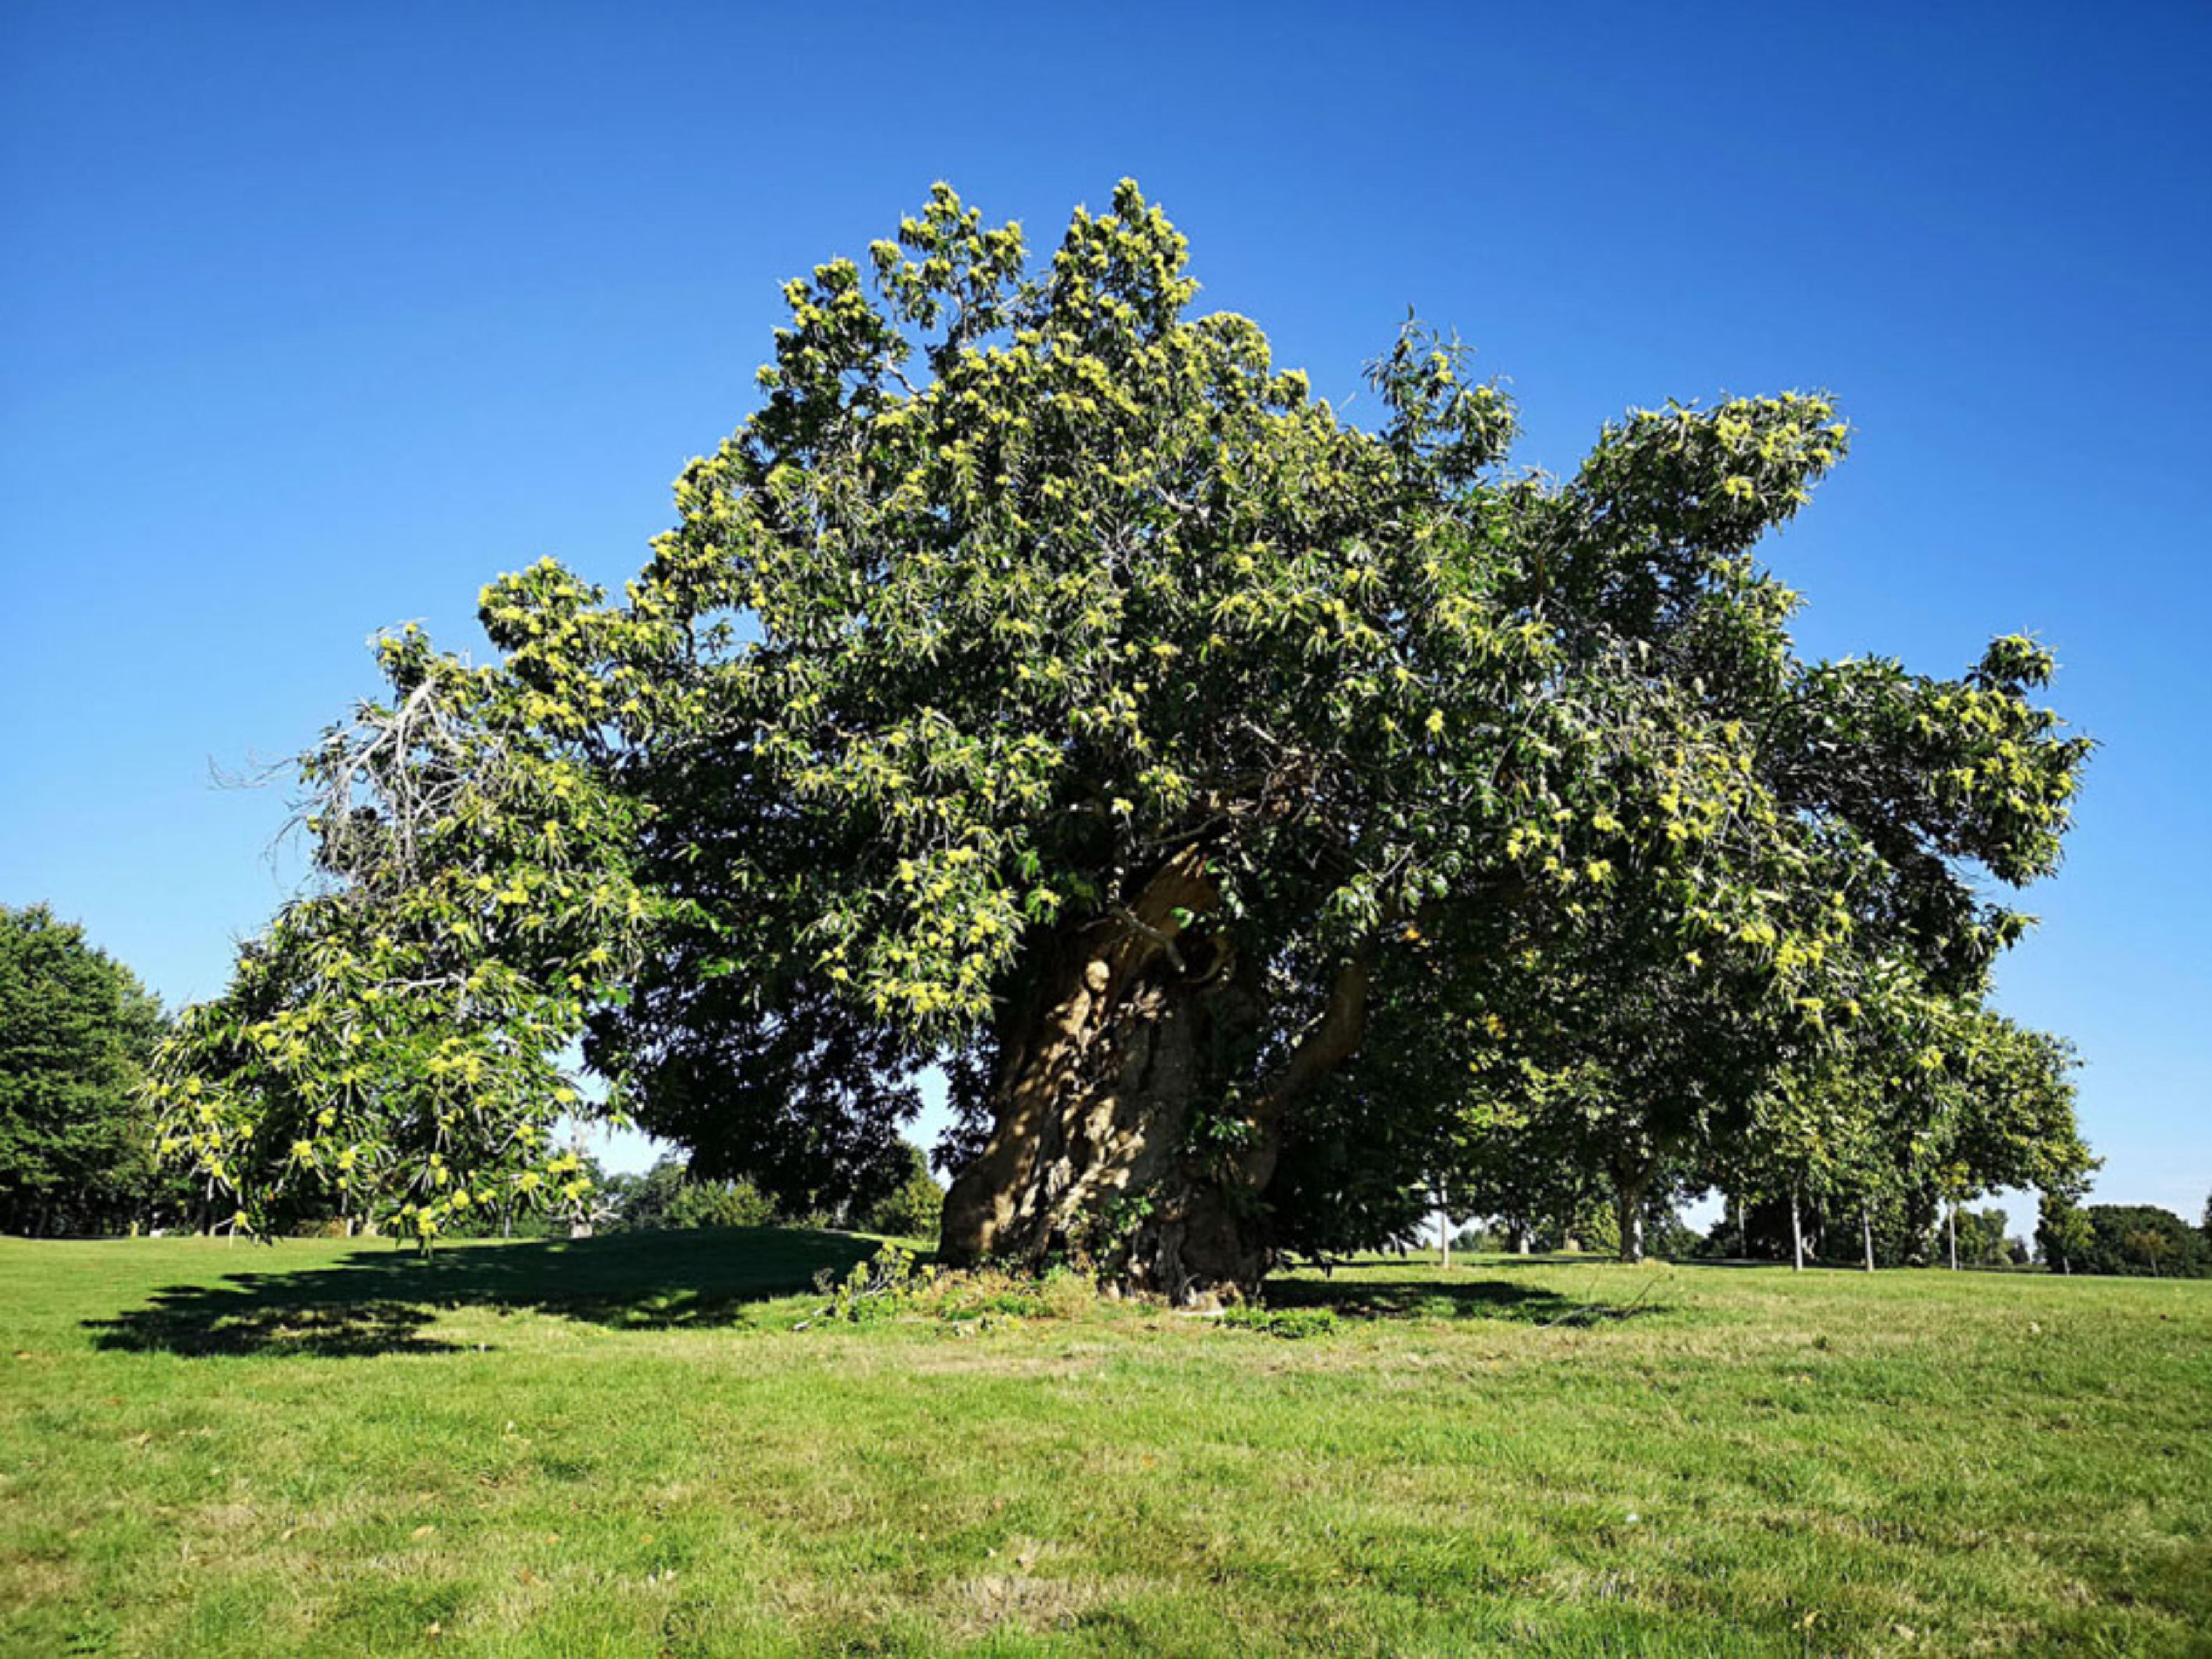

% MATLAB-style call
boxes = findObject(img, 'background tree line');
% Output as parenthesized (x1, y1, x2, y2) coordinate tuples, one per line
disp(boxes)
(9, 896, 2205, 1277)
(1443, 1175, 2212, 1279)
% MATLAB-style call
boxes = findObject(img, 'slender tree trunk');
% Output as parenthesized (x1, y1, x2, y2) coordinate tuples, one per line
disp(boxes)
(1947, 1201, 1959, 1271)
(1437, 1179, 1450, 1271)
(1615, 1166, 1650, 1265)
(940, 852, 1377, 1307)
(1789, 1186, 1805, 1273)
(1862, 1206, 1876, 1272)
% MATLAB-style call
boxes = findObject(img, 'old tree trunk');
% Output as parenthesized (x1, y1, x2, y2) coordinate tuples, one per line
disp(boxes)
(938, 852, 1373, 1307)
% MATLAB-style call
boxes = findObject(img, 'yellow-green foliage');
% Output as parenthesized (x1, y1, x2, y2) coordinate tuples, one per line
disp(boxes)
(152, 180, 2092, 1275)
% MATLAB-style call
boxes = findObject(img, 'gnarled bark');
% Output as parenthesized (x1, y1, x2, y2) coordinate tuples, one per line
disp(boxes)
(938, 851, 1375, 1306)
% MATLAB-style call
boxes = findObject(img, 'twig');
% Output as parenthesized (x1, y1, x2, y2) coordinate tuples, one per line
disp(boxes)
(1535, 1273, 1659, 1329)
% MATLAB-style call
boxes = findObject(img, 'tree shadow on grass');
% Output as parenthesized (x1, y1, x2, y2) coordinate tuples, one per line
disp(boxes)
(1266, 1273, 1670, 1326)
(1304, 1253, 1595, 1271)
(85, 1226, 880, 1358)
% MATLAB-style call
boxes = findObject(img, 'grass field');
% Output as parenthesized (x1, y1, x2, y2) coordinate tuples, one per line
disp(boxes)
(3, 1231, 2208, 1655)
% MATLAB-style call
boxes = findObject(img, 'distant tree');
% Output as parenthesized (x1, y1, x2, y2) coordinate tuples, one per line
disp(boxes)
(0, 906, 170, 1236)
(1950, 1206, 2021, 1268)
(1738, 1063, 1856, 1271)
(600, 1156, 686, 1232)
(666, 1174, 775, 1230)
(2072, 1205, 2211, 1279)
(1932, 1022, 2092, 1268)
(1644, 1206, 1703, 1260)
(2035, 1188, 2092, 1274)
(2123, 1229, 2168, 1276)
(604, 1154, 774, 1231)
(866, 1143, 946, 1239)
(1720, 1008, 2089, 1273)
(1432, 1076, 1611, 1261)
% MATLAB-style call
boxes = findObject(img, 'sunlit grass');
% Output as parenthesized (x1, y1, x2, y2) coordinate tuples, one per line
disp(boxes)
(3, 1231, 2206, 1653)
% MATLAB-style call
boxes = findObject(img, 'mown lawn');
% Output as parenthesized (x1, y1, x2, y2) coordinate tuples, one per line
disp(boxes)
(2, 1231, 2206, 1655)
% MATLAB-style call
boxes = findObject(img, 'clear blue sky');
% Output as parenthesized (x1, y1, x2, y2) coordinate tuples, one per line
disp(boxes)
(3, 2, 2205, 1216)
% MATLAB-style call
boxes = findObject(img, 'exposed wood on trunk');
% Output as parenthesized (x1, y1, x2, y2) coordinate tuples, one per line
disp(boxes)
(1862, 1206, 1875, 1272)
(938, 847, 1222, 1268)
(1116, 940, 1377, 1305)
(939, 848, 1381, 1306)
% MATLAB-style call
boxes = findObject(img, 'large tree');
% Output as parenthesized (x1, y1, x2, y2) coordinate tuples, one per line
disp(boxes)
(152, 183, 2089, 1302)
(1, 905, 169, 1236)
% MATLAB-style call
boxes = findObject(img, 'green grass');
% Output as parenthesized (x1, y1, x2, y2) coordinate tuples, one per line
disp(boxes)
(3, 1233, 2208, 1655)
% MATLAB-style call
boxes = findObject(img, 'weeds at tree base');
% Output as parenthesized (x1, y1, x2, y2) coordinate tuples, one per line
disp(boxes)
(794, 1244, 1103, 1331)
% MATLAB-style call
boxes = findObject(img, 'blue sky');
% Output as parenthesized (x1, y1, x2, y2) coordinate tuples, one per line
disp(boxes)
(3, 2, 2205, 1217)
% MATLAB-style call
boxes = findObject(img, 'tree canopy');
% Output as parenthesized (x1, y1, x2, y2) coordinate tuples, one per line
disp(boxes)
(152, 182, 2092, 1302)
(1, 905, 169, 1235)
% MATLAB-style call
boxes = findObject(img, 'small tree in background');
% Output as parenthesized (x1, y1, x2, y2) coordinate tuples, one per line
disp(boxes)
(1950, 1206, 2022, 1268)
(866, 1143, 946, 1240)
(602, 1155, 775, 1231)
(0, 905, 171, 1236)
(2035, 1188, 2092, 1274)
(666, 1174, 775, 1230)
(598, 1158, 687, 1233)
